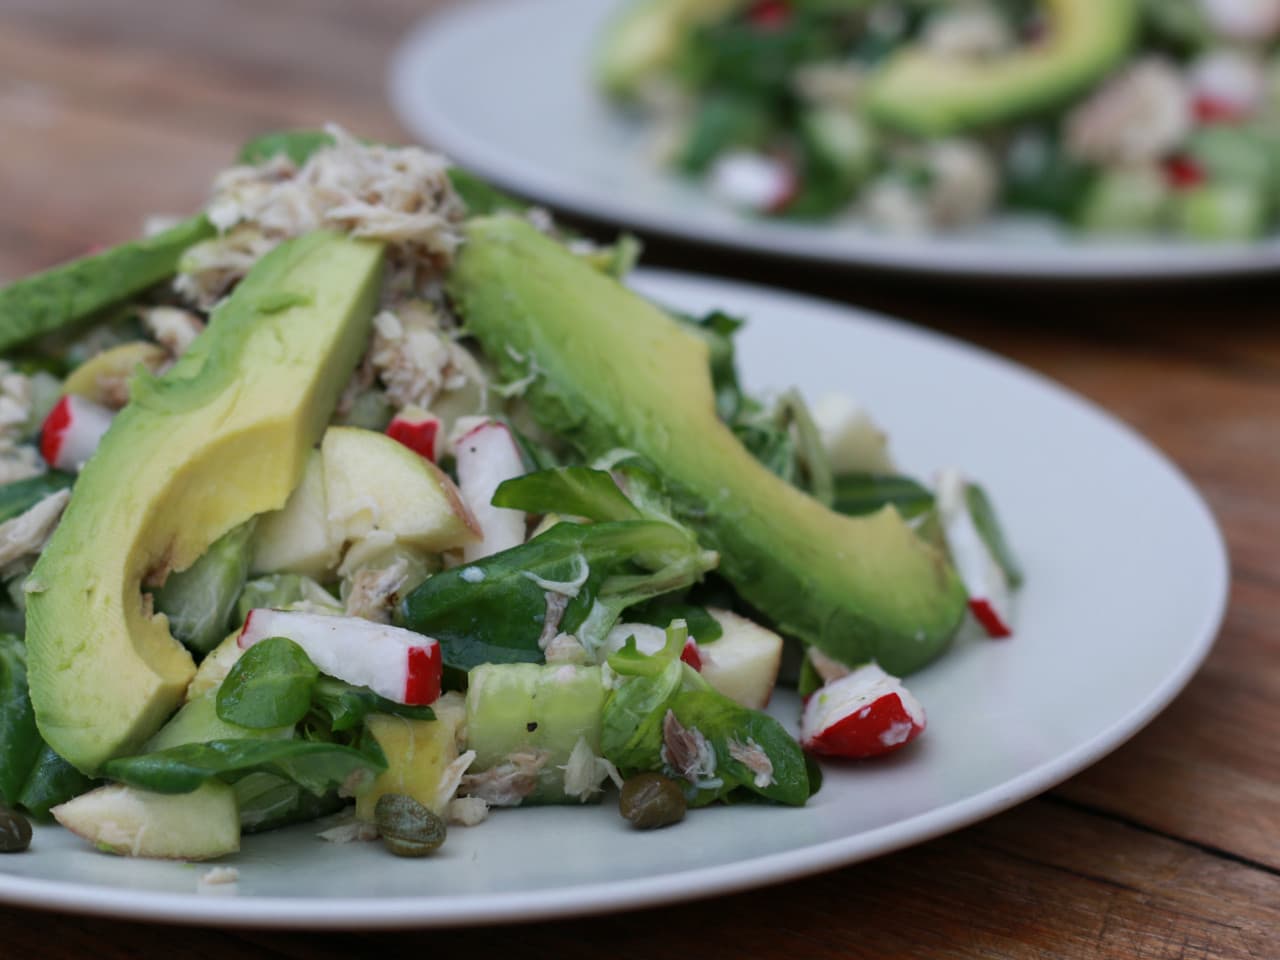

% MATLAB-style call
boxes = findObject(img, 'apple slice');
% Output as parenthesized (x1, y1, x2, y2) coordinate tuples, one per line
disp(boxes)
(251, 449, 343, 577)
(453, 419, 527, 561)
(800, 664, 926, 759)
(697, 609, 784, 709)
(39, 394, 114, 472)
(61, 341, 168, 408)
(812, 392, 894, 474)
(386, 405, 442, 462)
(52, 781, 240, 860)
(238, 608, 443, 705)
(321, 425, 479, 552)
(935, 467, 1013, 638)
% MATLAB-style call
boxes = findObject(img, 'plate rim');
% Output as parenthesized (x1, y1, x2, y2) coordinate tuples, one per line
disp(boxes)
(0, 268, 1229, 929)
(387, 0, 1280, 281)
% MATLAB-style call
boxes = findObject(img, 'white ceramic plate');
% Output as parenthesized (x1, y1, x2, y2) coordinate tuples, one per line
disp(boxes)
(0, 270, 1227, 928)
(389, 0, 1280, 279)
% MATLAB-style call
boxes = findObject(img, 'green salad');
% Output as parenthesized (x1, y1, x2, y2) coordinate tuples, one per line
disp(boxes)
(598, 0, 1280, 240)
(0, 129, 1019, 862)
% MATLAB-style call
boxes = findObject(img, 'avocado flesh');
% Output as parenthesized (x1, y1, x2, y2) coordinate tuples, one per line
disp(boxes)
(597, 0, 743, 98)
(447, 217, 966, 675)
(25, 231, 385, 775)
(0, 215, 214, 353)
(867, 0, 1139, 137)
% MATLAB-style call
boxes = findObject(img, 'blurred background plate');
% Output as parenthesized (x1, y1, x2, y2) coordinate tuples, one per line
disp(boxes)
(0, 269, 1227, 928)
(389, 0, 1280, 280)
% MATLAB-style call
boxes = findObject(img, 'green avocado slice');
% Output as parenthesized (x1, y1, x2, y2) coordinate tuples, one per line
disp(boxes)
(25, 231, 384, 775)
(867, 0, 1140, 137)
(447, 217, 966, 675)
(0, 215, 214, 353)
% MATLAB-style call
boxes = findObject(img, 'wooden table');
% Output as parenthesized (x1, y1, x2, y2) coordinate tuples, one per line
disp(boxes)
(1, 2, 1276, 955)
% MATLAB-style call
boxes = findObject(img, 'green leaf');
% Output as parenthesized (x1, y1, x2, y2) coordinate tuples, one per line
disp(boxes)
(103, 739, 384, 796)
(627, 599, 723, 642)
(607, 620, 687, 678)
(401, 520, 712, 671)
(965, 482, 1024, 588)
(0, 634, 40, 806)
(492, 466, 641, 521)
(0, 473, 74, 526)
(236, 573, 340, 623)
(17, 744, 96, 820)
(154, 519, 257, 655)
(600, 659, 684, 775)
(216, 637, 319, 729)
(668, 689, 809, 807)
(311, 677, 434, 734)
(832, 473, 935, 519)
(233, 771, 346, 834)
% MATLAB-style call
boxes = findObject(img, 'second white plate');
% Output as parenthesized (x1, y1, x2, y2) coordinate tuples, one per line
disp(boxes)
(389, 0, 1280, 279)
(0, 269, 1228, 928)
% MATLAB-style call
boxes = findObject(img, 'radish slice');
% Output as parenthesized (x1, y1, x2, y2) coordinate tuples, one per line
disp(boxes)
(708, 151, 798, 214)
(39, 394, 114, 472)
(238, 609, 441, 705)
(800, 664, 925, 759)
(453, 419, 527, 561)
(679, 638, 703, 671)
(386, 405, 442, 462)
(1188, 50, 1264, 122)
(936, 467, 1014, 638)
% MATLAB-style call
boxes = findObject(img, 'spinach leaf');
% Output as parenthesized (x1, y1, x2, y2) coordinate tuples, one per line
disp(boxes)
(311, 677, 435, 734)
(17, 745, 96, 820)
(627, 599, 723, 643)
(0, 634, 40, 806)
(155, 519, 257, 655)
(103, 739, 384, 797)
(216, 636, 318, 729)
(966, 482, 1024, 588)
(600, 659, 684, 775)
(401, 520, 714, 670)
(233, 771, 345, 834)
(669, 689, 809, 807)
(833, 473, 935, 520)
(492, 466, 640, 521)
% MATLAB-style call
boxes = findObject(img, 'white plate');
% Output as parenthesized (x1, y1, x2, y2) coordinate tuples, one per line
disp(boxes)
(389, 0, 1280, 279)
(0, 270, 1227, 928)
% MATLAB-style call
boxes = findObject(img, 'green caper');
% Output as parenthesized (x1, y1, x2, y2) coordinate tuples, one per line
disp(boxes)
(0, 806, 32, 853)
(375, 793, 446, 858)
(619, 773, 686, 830)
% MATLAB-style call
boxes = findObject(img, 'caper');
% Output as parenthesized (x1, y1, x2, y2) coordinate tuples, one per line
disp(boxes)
(375, 793, 446, 858)
(0, 806, 32, 853)
(618, 773, 686, 830)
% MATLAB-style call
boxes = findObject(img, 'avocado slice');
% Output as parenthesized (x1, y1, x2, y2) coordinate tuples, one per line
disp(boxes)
(25, 231, 384, 775)
(596, 0, 743, 98)
(447, 217, 966, 675)
(0, 215, 214, 353)
(867, 0, 1139, 137)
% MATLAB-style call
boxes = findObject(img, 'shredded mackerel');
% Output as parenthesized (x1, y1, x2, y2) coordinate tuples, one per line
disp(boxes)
(176, 124, 466, 308)
(343, 557, 410, 623)
(727, 737, 775, 789)
(0, 490, 71, 570)
(460, 750, 549, 807)
(661, 711, 719, 789)
(0, 363, 44, 485)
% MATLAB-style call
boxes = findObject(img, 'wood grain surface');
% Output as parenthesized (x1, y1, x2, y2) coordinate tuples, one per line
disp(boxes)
(1, 1, 1277, 956)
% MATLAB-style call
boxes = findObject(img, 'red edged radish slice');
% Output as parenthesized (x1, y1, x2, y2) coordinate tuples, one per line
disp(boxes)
(1189, 50, 1264, 123)
(679, 638, 703, 671)
(936, 467, 1014, 638)
(39, 394, 114, 472)
(453, 419, 527, 561)
(708, 151, 798, 214)
(386, 405, 442, 462)
(238, 609, 442, 705)
(800, 664, 925, 759)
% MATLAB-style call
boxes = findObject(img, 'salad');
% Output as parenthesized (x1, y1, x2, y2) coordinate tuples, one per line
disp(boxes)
(597, 0, 1280, 240)
(0, 128, 1020, 863)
